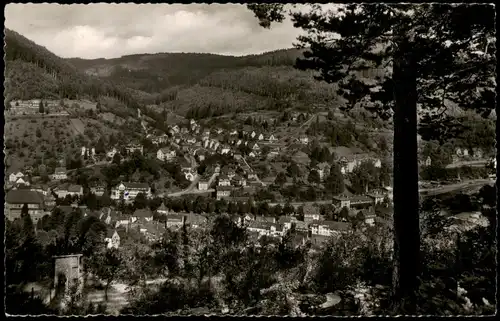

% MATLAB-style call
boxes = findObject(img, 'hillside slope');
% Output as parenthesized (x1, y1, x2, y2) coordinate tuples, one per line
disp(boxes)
(4, 29, 145, 109)
(67, 48, 384, 119)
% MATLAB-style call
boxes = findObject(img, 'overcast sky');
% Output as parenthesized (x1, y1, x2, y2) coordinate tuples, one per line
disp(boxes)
(4, 3, 338, 59)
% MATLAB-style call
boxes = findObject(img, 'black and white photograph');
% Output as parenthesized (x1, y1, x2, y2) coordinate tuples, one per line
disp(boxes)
(3, 2, 496, 316)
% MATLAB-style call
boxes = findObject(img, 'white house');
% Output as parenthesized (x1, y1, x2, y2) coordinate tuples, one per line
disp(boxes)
(9, 172, 24, 183)
(185, 171, 196, 182)
(230, 130, 238, 136)
(268, 135, 277, 143)
(250, 131, 256, 139)
(52, 167, 68, 181)
(218, 175, 231, 187)
(81, 147, 86, 156)
(198, 180, 210, 191)
(236, 140, 242, 146)
(172, 125, 180, 133)
(157, 148, 176, 162)
(258, 133, 264, 141)
(299, 136, 309, 145)
(14, 177, 29, 186)
(221, 146, 231, 155)
(105, 230, 121, 249)
(252, 143, 260, 151)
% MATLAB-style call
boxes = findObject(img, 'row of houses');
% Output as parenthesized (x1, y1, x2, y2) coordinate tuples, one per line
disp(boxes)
(234, 214, 354, 239)
(455, 147, 484, 159)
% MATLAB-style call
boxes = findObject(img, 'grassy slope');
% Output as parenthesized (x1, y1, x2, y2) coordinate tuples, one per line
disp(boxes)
(4, 116, 121, 174)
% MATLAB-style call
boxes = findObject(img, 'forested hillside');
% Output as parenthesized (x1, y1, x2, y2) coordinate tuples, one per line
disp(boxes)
(67, 48, 387, 118)
(4, 29, 143, 109)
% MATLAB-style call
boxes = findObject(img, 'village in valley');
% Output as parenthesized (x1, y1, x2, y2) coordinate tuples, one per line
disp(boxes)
(4, 3, 496, 317)
(5, 95, 496, 313)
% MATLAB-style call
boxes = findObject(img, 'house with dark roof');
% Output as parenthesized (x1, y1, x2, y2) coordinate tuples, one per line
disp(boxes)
(133, 209, 154, 222)
(216, 186, 233, 200)
(232, 175, 246, 187)
(54, 184, 83, 199)
(165, 214, 186, 229)
(5, 190, 45, 221)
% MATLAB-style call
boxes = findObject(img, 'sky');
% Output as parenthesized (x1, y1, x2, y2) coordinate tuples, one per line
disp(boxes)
(4, 3, 338, 60)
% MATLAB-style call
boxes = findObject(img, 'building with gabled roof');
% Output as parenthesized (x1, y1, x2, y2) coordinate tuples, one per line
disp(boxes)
(309, 220, 350, 236)
(5, 190, 45, 221)
(157, 147, 176, 162)
(157, 202, 169, 215)
(105, 229, 121, 249)
(133, 209, 154, 222)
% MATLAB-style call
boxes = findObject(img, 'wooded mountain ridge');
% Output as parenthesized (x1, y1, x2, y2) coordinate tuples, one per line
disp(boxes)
(5, 29, 488, 127)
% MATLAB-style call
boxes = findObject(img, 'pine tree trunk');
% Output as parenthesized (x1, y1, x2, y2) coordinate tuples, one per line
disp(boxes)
(391, 48, 420, 314)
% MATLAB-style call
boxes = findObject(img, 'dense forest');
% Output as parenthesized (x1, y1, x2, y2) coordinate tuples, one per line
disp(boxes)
(67, 47, 384, 117)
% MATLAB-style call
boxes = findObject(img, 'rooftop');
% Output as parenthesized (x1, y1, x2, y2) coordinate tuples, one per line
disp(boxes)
(6, 190, 44, 204)
(312, 220, 350, 231)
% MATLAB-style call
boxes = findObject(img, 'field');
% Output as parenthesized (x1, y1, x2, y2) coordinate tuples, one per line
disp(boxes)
(63, 99, 97, 111)
(70, 118, 86, 135)
(100, 112, 126, 125)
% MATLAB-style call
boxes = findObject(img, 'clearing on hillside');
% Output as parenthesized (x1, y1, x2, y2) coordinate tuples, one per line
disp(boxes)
(70, 118, 85, 135)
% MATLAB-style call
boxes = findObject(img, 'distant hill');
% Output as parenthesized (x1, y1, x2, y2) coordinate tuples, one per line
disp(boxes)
(67, 48, 383, 118)
(66, 48, 306, 91)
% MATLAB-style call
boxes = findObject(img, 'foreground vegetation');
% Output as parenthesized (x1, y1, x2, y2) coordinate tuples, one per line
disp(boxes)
(5, 184, 496, 315)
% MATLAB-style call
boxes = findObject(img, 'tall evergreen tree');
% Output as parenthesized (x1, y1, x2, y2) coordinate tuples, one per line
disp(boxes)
(38, 100, 44, 114)
(248, 3, 495, 313)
